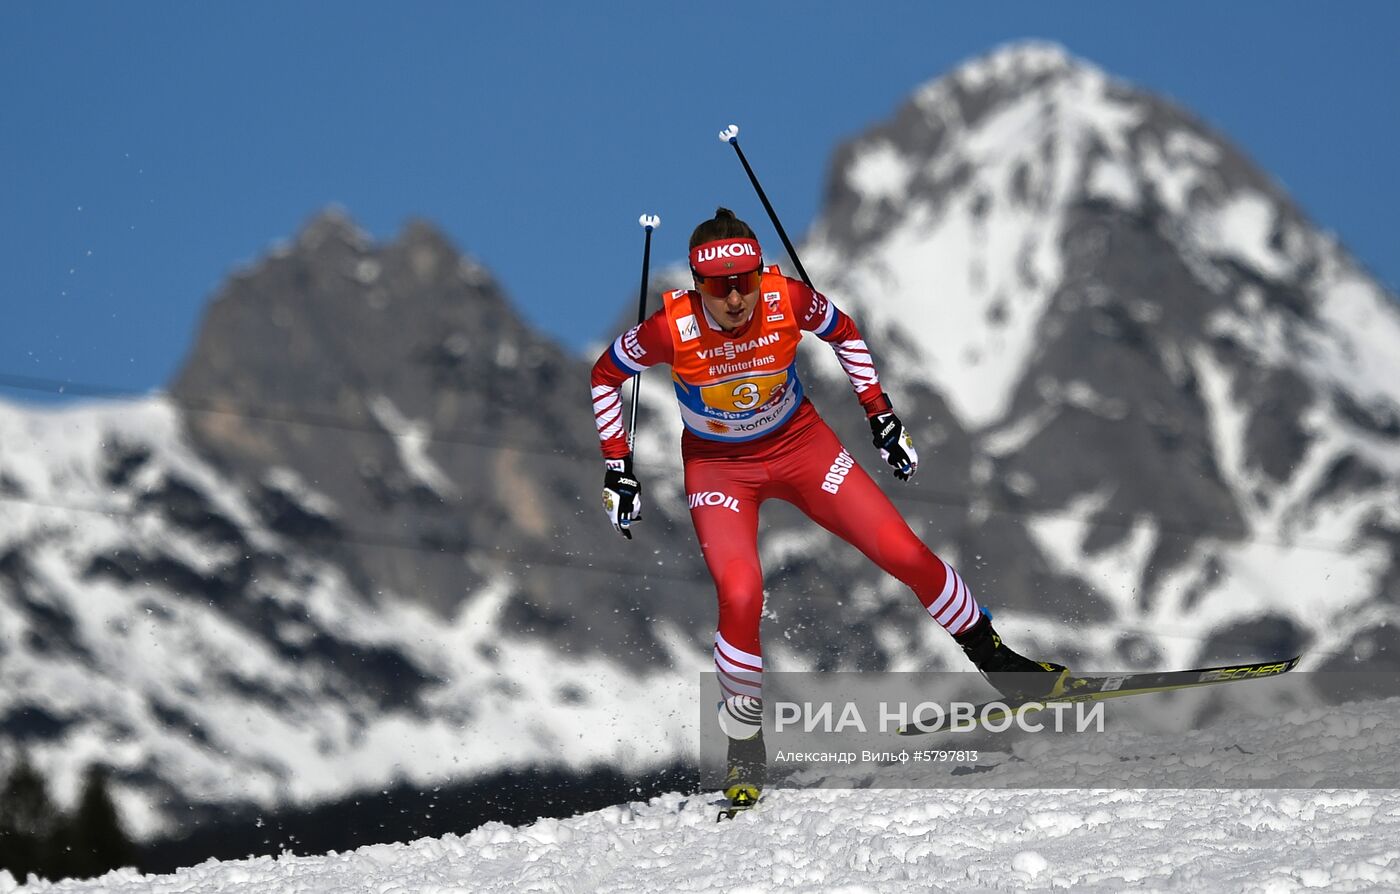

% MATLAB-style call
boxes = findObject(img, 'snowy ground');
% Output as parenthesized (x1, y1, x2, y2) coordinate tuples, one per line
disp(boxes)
(8, 694, 1400, 893)
(6, 787, 1399, 893)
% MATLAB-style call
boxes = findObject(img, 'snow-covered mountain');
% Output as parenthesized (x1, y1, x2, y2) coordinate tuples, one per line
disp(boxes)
(10, 693, 1400, 892)
(0, 397, 698, 839)
(0, 220, 707, 840)
(3, 40, 1398, 844)
(775, 40, 1400, 675)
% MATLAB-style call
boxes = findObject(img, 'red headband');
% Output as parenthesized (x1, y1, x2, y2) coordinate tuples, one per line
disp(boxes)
(690, 238, 762, 277)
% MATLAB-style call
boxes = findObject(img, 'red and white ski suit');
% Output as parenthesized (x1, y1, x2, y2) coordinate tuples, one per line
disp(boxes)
(590, 268, 980, 706)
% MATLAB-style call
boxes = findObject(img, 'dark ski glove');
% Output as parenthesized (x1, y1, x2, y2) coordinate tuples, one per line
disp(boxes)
(869, 410, 919, 482)
(602, 455, 642, 539)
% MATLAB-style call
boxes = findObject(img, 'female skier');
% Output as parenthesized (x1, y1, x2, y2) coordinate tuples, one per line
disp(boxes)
(589, 209, 1064, 807)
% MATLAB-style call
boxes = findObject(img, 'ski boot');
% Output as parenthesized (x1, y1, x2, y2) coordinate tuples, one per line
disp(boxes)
(718, 729, 766, 821)
(953, 609, 1069, 701)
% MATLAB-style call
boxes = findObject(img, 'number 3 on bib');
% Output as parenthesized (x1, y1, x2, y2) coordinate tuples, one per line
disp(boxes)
(701, 372, 788, 413)
(731, 382, 760, 409)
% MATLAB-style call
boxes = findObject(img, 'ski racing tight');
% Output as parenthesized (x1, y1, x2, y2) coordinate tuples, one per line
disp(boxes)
(683, 408, 980, 736)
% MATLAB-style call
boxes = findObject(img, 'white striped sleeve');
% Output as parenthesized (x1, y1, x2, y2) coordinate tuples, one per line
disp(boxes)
(832, 338, 880, 395)
(592, 383, 625, 444)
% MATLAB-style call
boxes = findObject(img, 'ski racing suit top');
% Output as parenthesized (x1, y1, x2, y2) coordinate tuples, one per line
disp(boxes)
(593, 268, 877, 450)
(590, 268, 980, 728)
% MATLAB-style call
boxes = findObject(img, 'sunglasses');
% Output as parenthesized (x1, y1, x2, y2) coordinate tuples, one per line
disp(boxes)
(692, 268, 762, 299)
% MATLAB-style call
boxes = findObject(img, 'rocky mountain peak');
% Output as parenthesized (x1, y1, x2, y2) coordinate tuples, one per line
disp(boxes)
(167, 206, 695, 643)
(938, 39, 1085, 96)
(174, 208, 526, 412)
(294, 205, 373, 254)
(794, 41, 1400, 677)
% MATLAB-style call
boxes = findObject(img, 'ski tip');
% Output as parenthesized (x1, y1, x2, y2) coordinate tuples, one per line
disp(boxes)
(717, 799, 761, 822)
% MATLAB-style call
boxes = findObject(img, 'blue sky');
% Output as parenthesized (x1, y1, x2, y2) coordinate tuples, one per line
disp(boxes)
(3, 2, 1397, 402)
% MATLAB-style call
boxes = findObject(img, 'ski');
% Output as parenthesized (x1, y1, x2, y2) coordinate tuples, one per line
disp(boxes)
(716, 801, 760, 822)
(716, 787, 761, 822)
(898, 655, 1302, 735)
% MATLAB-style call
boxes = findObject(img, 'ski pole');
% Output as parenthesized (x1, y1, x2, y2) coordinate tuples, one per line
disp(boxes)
(718, 124, 814, 290)
(627, 214, 660, 453)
